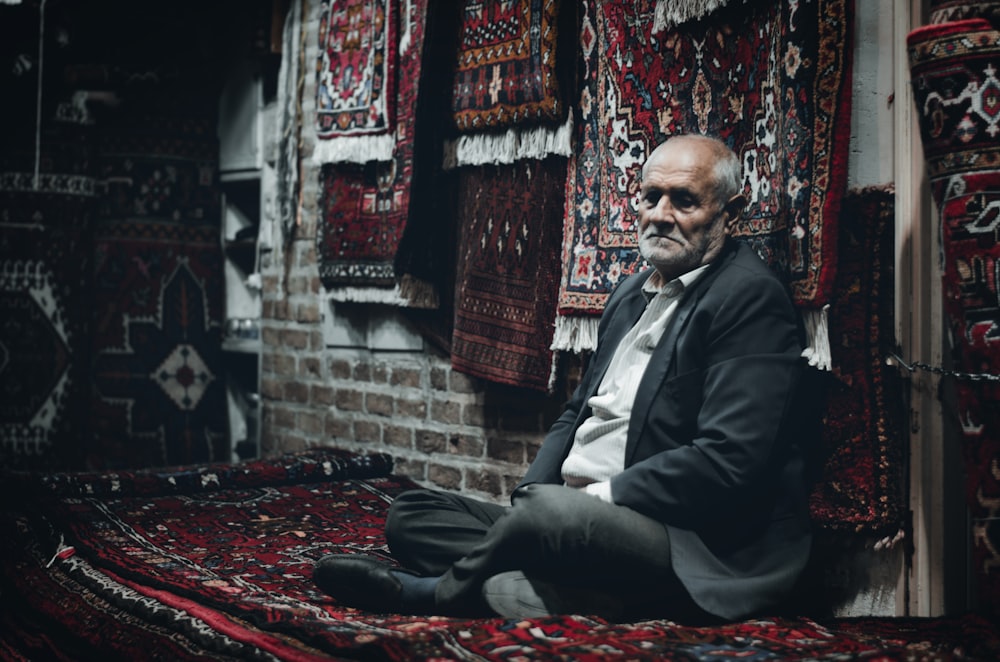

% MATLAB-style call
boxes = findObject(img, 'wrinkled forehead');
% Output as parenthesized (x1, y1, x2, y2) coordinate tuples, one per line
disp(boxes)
(641, 140, 719, 187)
(645, 136, 722, 169)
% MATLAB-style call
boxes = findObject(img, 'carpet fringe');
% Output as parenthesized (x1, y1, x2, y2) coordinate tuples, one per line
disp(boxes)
(550, 307, 831, 372)
(550, 314, 600, 353)
(311, 133, 395, 166)
(443, 116, 573, 169)
(801, 304, 831, 371)
(399, 0, 413, 54)
(327, 285, 408, 306)
(547, 349, 560, 394)
(652, 0, 733, 32)
(327, 278, 439, 309)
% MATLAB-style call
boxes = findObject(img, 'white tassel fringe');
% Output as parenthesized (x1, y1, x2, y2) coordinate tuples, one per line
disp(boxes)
(550, 314, 600, 354)
(443, 116, 573, 169)
(311, 133, 395, 166)
(326, 276, 439, 310)
(652, 0, 733, 32)
(550, 305, 832, 373)
(801, 305, 831, 371)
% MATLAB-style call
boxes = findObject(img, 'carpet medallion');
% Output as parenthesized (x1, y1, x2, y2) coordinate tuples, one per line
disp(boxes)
(0, 268, 71, 441)
(91, 223, 226, 469)
(909, 17, 1000, 615)
(556, 0, 852, 350)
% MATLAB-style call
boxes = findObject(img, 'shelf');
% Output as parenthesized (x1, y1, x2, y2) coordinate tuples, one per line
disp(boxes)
(220, 169, 262, 183)
(218, 56, 270, 463)
(222, 337, 262, 354)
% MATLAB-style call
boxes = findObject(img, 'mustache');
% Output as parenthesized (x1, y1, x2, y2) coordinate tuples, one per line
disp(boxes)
(640, 228, 680, 241)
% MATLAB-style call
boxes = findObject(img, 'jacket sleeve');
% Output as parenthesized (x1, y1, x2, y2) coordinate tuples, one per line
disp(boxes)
(608, 269, 806, 528)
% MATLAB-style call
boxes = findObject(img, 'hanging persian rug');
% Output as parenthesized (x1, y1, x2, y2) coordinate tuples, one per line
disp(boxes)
(909, 17, 1000, 616)
(89, 117, 227, 469)
(317, 0, 437, 308)
(0, 123, 97, 471)
(314, 0, 397, 164)
(809, 186, 906, 536)
(451, 157, 566, 392)
(445, 0, 574, 167)
(554, 0, 853, 366)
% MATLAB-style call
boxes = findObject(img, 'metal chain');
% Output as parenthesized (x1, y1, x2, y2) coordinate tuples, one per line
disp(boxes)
(886, 352, 1000, 383)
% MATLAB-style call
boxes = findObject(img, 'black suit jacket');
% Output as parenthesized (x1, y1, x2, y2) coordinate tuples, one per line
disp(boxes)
(518, 240, 813, 619)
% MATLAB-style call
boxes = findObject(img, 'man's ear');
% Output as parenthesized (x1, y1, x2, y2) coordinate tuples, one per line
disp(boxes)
(723, 193, 747, 228)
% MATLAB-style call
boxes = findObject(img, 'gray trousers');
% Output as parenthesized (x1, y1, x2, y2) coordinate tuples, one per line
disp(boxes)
(385, 483, 710, 620)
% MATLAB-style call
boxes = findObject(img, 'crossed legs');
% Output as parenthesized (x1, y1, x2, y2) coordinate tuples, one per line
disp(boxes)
(384, 483, 704, 619)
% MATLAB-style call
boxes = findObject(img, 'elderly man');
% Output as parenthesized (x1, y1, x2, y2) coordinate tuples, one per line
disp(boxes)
(314, 134, 813, 622)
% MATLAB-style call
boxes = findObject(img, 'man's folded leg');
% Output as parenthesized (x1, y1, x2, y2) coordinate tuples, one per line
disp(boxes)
(314, 488, 506, 614)
(385, 488, 508, 576)
(479, 568, 719, 623)
(435, 483, 680, 617)
(314, 484, 692, 620)
(481, 570, 627, 620)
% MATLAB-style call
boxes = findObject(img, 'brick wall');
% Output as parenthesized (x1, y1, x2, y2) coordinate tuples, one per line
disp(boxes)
(259, 324, 573, 501)
(258, 248, 578, 501)
(256, 1, 576, 503)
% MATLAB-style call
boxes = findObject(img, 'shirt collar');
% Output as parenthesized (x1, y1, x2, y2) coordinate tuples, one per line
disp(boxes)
(642, 263, 710, 300)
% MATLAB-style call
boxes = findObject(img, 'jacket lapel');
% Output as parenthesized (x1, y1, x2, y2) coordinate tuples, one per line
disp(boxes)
(585, 283, 649, 401)
(623, 247, 735, 464)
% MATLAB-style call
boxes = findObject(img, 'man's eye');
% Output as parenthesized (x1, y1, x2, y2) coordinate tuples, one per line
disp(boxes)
(672, 194, 695, 209)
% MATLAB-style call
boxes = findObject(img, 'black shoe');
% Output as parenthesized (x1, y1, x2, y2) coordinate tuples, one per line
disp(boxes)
(482, 571, 626, 621)
(313, 554, 410, 613)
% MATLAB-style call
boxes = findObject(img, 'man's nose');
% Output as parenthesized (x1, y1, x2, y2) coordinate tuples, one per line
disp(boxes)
(646, 196, 675, 223)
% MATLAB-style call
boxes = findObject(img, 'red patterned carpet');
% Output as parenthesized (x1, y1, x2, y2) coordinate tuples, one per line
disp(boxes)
(558, 0, 852, 320)
(450, 0, 567, 131)
(451, 158, 567, 392)
(316, 0, 440, 309)
(1, 449, 997, 660)
(810, 186, 906, 536)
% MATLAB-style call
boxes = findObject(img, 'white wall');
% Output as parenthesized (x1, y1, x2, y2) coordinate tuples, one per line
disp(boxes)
(849, 0, 897, 188)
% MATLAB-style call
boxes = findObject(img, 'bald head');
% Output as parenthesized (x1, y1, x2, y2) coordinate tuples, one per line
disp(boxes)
(643, 135, 742, 210)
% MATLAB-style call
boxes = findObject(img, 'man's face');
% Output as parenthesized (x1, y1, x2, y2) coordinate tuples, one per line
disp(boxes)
(637, 139, 733, 281)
